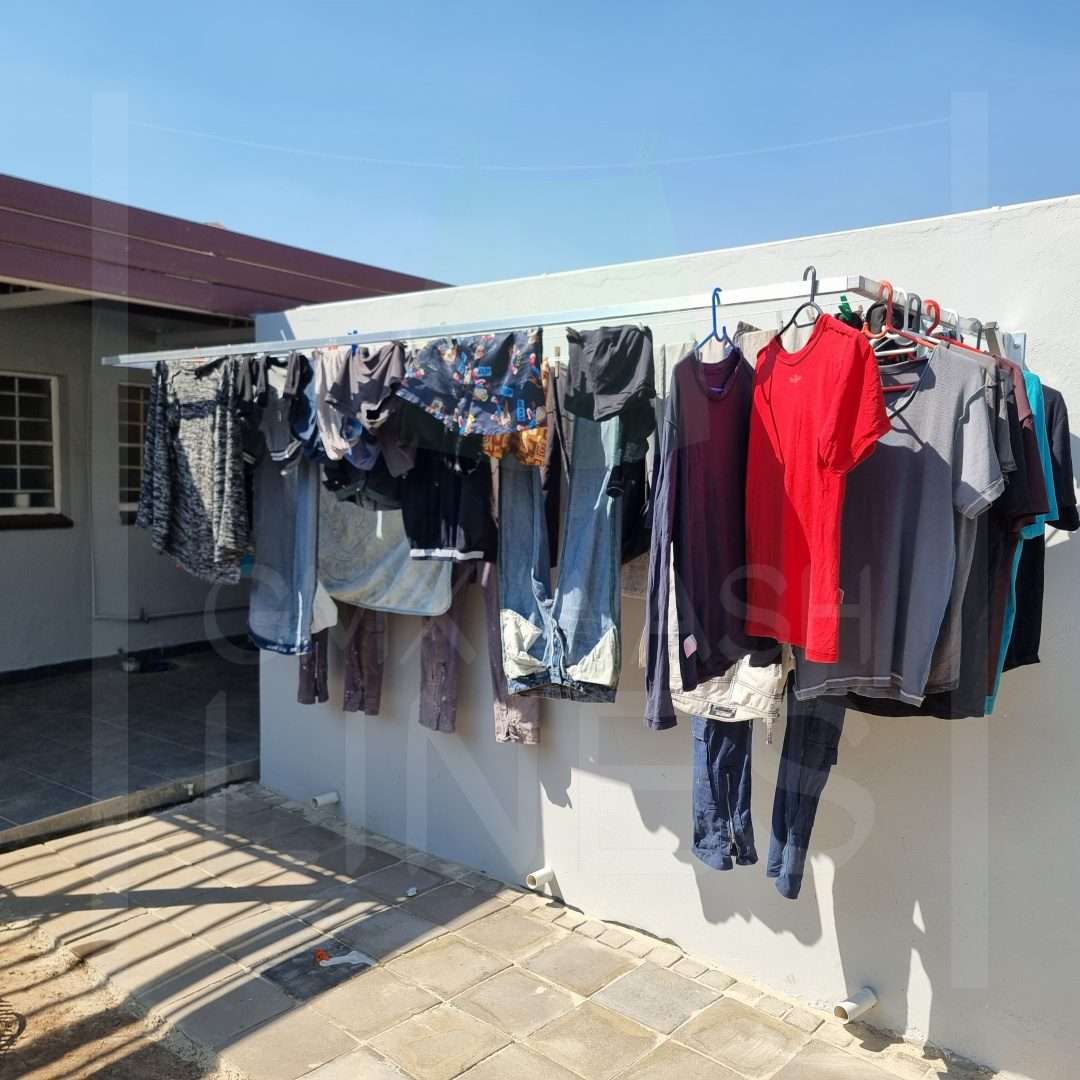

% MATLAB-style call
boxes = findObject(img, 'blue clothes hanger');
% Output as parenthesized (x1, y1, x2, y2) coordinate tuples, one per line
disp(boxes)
(696, 287, 734, 354)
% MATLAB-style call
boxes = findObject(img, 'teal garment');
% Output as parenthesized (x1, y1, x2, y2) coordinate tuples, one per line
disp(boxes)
(986, 371, 1058, 712)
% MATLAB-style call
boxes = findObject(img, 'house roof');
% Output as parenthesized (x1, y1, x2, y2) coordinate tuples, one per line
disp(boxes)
(0, 173, 446, 318)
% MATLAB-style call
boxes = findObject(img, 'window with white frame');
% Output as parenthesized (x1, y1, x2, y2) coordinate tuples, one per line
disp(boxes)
(0, 371, 61, 514)
(118, 382, 150, 514)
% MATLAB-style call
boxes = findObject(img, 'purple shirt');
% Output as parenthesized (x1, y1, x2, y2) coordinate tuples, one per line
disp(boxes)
(645, 348, 775, 729)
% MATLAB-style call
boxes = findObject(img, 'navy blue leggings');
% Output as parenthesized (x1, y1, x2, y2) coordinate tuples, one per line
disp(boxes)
(768, 690, 845, 899)
(691, 716, 757, 871)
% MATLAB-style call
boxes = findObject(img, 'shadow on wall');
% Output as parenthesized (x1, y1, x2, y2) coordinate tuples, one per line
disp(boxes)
(610, 526, 1080, 1078)
(258, 514, 1078, 1078)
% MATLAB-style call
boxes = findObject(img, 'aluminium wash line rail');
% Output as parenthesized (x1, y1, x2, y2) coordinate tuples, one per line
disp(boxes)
(100, 274, 1005, 369)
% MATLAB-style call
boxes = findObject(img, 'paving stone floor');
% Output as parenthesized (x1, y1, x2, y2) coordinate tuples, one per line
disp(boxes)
(0, 785, 995, 1080)
(0, 647, 259, 835)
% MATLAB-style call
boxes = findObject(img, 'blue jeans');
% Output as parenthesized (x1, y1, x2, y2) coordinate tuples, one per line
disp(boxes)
(691, 716, 757, 870)
(248, 388, 320, 655)
(498, 412, 623, 702)
(768, 689, 845, 899)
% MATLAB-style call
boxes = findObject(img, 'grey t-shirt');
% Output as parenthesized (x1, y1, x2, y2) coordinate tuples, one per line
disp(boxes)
(923, 357, 1013, 691)
(794, 344, 1005, 705)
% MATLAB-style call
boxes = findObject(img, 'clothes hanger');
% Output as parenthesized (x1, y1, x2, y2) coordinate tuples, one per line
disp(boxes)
(869, 290, 1018, 401)
(872, 287, 946, 393)
(939, 318, 1025, 390)
(867, 283, 919, 366)
(874, 284, 943, 350)
(913, 300, 1022, 392)
(921, 301, 965, 346)
(875, 293, 929, 358)
(695, 287, 735, 363)
(923, 299, 943, 336)
(863, 279, 918, 342)
(775, 265, 824, 342)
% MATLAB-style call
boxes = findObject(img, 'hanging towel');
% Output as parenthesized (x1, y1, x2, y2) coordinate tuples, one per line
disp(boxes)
(318, 488, 452, 616)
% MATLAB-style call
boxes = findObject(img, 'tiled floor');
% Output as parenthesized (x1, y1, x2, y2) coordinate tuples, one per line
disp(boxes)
(0, 647, 259, 835)
(0, 785, 995, 1080)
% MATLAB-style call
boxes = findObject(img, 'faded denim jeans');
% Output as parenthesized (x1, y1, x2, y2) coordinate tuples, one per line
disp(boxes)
(498, 411, 623, 703)
(691, 716, 757, 871)
(248, 383, 320, 655)
(768, 688, 845, 900)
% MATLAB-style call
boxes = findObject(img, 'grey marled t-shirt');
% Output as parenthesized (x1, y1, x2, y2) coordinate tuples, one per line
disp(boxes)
(136, 358, 249, 584)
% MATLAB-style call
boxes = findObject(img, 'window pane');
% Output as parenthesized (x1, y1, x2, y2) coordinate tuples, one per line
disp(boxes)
(19, 467, 53, 492)
(18, 394, 50, 420)
(117, 385, 149, 508)
(18, 419, 52, 442)
(20, 444, 51, 467)
(0, 375, 60, 510)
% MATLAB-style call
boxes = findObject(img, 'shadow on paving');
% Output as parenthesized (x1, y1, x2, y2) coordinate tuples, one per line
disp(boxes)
(0, 926, 213, 1080)
(0, 788, 481, 1076)
(0, 786, 990, 1080)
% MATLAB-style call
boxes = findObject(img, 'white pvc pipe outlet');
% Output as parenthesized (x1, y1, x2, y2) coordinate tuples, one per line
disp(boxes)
(525, 866, 555, 891)
(834, 987, 877, 1023)
(311, 790, 341, 809)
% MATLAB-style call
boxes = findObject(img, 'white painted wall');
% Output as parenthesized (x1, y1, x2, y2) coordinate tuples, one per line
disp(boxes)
(257, 197, 1080, 1079)
(0, 303, 249, 673)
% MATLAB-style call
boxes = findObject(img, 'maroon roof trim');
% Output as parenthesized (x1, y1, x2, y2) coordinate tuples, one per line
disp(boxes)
(0, 174, 446, 318)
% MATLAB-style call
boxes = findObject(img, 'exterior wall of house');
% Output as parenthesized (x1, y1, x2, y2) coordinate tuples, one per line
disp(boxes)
(257, 196, 1080, 1079)
(1, 302, 249, 673)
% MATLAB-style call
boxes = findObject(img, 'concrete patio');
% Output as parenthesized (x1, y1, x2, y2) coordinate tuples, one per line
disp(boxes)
(0, 785, 995, 1080)
(0, 647, 259, 849)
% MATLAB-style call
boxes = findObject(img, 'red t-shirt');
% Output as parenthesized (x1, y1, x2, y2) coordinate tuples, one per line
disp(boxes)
(745, 315, 890, 662)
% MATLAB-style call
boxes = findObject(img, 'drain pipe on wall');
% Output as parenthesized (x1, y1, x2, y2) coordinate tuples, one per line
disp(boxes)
(311, 791, 341, 809)
(525, 866, 555, 892)
(834, 987, 878, 1022)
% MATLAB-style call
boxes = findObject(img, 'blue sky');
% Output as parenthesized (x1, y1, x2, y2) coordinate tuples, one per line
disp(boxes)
(3, 2, 1079, 284)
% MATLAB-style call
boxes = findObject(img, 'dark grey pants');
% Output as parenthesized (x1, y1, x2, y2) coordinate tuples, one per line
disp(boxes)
(297, 564, 539, 741)
(297, 606, 386, 713)
(297, 629, 330, 705)
(420, 562, 540, 743)
(343, 605, 386, 715)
